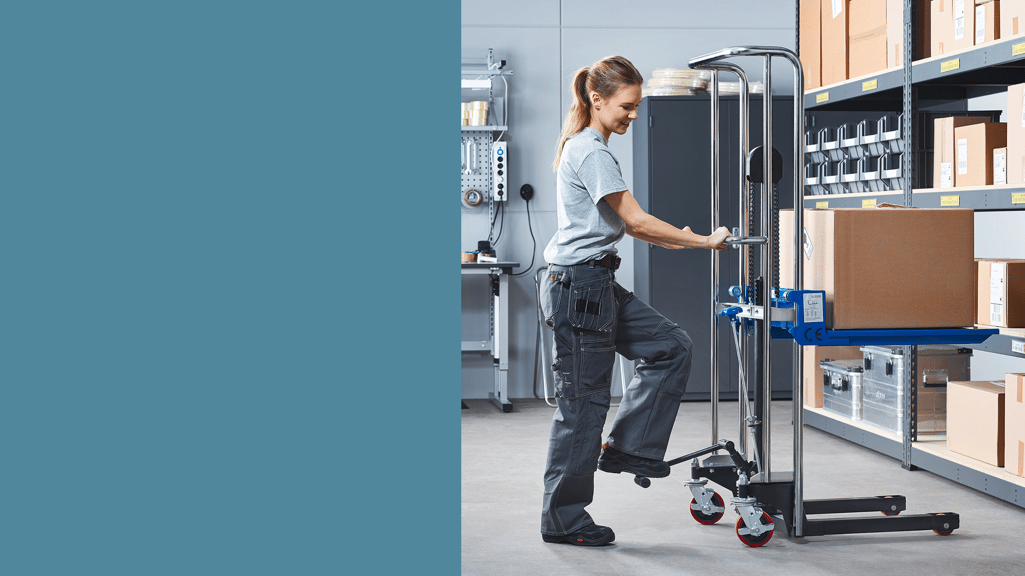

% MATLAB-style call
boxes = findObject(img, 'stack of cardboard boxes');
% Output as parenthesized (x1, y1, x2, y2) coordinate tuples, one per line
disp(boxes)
(948, 373, 1025, 480)
(933, 83, 1025, 190)
(802, 0, 1025, 90)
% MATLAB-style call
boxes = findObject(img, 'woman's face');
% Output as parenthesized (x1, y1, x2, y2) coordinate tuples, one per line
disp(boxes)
(592, 84, 642, 137)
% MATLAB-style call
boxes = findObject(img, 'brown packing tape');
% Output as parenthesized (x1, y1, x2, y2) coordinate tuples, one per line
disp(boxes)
(850, 25, 887, 43)
(1016, 17, 1020, 36)
(1019, 379, 1023, 404)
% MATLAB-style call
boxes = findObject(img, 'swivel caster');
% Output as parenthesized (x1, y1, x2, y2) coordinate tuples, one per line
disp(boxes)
(736, 512, 775, 547)
(634, 475, 651, 488)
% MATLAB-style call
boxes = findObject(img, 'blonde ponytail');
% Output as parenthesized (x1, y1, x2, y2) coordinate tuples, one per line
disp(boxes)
(552, 56, 643, 171)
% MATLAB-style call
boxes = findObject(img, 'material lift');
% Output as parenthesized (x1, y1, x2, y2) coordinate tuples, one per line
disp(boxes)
(627, 46, 998, 547)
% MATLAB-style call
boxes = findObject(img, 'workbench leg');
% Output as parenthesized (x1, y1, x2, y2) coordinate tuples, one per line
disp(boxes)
(489, 273, 513, 412)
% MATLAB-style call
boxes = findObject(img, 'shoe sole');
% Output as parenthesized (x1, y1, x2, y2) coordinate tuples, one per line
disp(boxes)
(597, 459, 670, 478)
(542, 533, 615, 546)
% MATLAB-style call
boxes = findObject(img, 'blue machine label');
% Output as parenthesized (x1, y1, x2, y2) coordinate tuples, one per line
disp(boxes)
(803, 293, 824, 324)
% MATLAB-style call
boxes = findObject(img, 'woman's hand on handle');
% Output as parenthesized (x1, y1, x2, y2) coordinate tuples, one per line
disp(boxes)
(707, 226, 731, 251)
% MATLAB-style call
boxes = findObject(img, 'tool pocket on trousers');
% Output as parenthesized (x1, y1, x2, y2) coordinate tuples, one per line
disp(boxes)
(540, 275, 566, 328)
(568, 279, 615, 333)
(577, 344, 616, 394)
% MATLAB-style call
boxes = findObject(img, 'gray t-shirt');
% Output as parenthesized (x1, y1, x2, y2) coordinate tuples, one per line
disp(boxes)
(543, 127, 629, 266)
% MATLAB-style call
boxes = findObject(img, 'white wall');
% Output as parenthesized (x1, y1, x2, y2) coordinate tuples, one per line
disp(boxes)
(461, 0, 796, 400)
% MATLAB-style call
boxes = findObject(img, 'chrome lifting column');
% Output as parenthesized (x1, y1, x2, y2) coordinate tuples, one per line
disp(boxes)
(689, 45, 806, 537)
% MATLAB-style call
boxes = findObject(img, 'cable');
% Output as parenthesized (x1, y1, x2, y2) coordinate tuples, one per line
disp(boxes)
(511, 198, 537, 276)
(487, 198, 503, 244)
(490, 198, 506, 245)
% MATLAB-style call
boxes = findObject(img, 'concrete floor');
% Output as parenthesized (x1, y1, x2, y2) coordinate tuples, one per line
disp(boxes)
(462, 397, 1024, 576)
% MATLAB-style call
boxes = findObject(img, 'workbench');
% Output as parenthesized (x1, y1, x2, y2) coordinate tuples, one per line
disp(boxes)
(461, 261, 518, 412)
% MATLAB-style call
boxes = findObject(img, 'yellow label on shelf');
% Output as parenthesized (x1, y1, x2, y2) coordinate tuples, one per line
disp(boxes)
(816, 92, 829, 103)
(862, 79, 878, 92)
(941, 59, 961, 72)
(1013, 192, 1025, 205)
(816, 201, 829, 209)
(1014, 43, 1025, 56)
(862, 199, 877, 208)
(941, 195, 960, 206)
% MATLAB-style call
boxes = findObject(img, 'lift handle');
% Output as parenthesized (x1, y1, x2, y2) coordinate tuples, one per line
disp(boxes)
(724, 236, 767, 246)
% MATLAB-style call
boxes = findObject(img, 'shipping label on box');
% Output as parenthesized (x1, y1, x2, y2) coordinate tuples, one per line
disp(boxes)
(1006, 373, 1025, 478)
(995, 146, 1008, 184)
(975, 0, 1001, 44)
(954, 0, 977, 50)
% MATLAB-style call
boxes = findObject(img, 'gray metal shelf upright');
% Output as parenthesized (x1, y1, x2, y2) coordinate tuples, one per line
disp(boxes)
(797, 0, 1025, 508)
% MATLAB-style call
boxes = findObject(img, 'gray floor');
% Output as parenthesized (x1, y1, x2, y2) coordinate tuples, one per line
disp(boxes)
(462, 397, 1024, 576)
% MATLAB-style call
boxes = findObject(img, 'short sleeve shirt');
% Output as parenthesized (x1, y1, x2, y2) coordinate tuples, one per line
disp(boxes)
(543, 128, 629, 265)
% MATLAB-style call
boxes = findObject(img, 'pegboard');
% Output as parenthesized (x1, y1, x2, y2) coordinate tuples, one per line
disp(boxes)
(461, 131, 493, 201)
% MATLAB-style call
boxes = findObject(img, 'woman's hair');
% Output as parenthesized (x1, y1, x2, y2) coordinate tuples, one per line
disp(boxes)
(553, 55, 643, 171)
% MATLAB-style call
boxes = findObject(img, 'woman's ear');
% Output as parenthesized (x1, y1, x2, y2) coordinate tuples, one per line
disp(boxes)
(590, 92, 602, 110)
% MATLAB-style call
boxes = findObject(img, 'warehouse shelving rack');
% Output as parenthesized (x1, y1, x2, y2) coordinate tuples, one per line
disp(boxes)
(798, 0, 1025, 508)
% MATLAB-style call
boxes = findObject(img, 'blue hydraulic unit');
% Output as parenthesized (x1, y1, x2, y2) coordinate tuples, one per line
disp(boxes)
(622, 45, 997, 547)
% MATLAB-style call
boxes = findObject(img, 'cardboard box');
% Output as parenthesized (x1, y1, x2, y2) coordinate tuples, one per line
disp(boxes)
(850, 0, 889, 78)
(953, 0, 978, 51)
(1006, 373, 1025, 477)
(1001, 0, 1025, 37)
(779, 208, 976, 330)
(822, 0, 850, 85)
(954, 122, 1007, 186)
(887, 0, 904, 67)
(802, 0, 823, 90)
(977, 260, 1025, 327)
(919, 0, 933, 59)
(975, 0, 1001, 44)
(1008, 83, 1025, 185)
(934, 116, 990, 188)
(948, 380, 1005, 467)
(933, 0, 955, 55)
(804, 345, 864, 407)
(994, 146, 1008, 184)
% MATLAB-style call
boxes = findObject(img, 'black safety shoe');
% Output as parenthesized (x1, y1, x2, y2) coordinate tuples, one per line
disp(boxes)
(542, 523, 615, 546)
(597, 444, 671, 478)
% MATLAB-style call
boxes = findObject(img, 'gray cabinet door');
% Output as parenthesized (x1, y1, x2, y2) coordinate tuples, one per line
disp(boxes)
(633, 96, 794, 402)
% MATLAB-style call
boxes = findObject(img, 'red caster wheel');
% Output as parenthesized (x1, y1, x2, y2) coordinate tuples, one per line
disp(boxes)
(933, 513, 955, 536)
(690, 492, 726, 525)
(736, 512, 774, 547)
(882, 510, 901, 516)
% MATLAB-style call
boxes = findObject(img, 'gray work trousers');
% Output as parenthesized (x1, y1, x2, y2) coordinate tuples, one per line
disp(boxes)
(539, 261, 693, 536)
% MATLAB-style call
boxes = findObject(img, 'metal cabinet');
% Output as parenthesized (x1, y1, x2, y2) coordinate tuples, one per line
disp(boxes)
(632, 95, 794, 402)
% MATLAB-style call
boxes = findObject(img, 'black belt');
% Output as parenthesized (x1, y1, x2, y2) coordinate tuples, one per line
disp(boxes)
(590, 254, 621, 271)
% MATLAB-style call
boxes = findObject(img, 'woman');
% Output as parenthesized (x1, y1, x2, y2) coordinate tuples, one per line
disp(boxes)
(539, 55, 730, 546)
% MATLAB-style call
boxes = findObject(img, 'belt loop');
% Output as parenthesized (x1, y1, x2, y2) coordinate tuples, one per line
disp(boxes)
(588, 259, 596, 269)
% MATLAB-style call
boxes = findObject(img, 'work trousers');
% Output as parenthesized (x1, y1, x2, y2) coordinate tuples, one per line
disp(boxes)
(539, 261, 693, 536)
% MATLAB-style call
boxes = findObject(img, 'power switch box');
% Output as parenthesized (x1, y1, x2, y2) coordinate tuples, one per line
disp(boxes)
(493, 141, 508, 202)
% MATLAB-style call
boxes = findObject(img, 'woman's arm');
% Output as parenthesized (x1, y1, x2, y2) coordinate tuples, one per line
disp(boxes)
(603, 190, 730, 250)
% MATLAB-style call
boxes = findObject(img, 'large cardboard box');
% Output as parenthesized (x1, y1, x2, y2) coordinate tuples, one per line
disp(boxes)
(802, 0, 823, 90)
(850, 0, 889, 77)
(953, 0, 978, 51)
(822, 0, 850, 85)
(933, 0, 955, 55)
(975, 0, 1001, 44)
(954, 122, 1007, 186)
(1007, 83, 1025, 185)
(1001, 0, 1025, 37)
(1006, 373, 1025, 477)
(948, 380, 1005, 467)
(779, 208, 976, 329)
(804, 345, 864, 407)
(977, 260, 1025, 327)
(934, 116, 990, 188)
(994, 146, 1008, 184)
